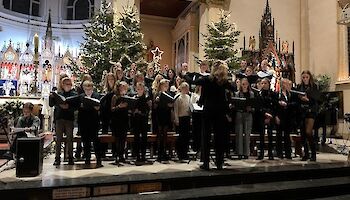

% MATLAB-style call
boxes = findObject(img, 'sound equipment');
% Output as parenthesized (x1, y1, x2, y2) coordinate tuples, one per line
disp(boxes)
(16, 137, 43, 177)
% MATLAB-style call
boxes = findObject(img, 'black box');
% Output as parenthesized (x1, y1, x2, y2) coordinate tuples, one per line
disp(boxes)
(16, 137, 43, 177)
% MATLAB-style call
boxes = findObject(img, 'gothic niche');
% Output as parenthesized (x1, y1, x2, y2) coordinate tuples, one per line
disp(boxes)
(242, 0, 296, 83)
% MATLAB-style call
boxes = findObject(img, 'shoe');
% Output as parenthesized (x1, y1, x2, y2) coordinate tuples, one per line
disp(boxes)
(243, 156, 249, 159)
(53, 160, 60, 166)
(85, 159, 91, 165)
(68, 159, 74, 165)
(3, 151, 13, 160)
(310, 156, 316, 162)
(301, 156, 309, 161)
(200, 164, 209, 170)
(285, 156, 292, 160)
(216, 164, 223, 170)
(238, 155, 243, 160)
(119, 157, 126, 163)
(268, 156, 274, 160)
(96, 160, 103, 167)
(75, 153, 81, 159)
(113, 160, 119, 166)
(256, 156, 264, 160)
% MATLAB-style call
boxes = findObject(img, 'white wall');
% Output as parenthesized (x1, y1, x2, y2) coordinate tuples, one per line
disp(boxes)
(140, 15, 176, 68)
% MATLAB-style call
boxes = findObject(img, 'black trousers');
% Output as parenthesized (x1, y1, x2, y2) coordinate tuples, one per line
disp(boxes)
(176, 116, 191, 159)
(157, 125, 168, 160)
(276, 114, 292, 158)
(111, 123, 128, 161)
(257, 114, 273, 158)
(133, 116, 148, 160)
(191, 112, 202, 152)
(202, 110, 226, 167)
(81, 125, 101, 161)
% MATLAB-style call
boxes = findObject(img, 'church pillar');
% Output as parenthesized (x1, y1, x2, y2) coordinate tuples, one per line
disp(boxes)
(300, 0, 310, 76)
(337, 7, 348, 82)
(198, 0, 225, 65)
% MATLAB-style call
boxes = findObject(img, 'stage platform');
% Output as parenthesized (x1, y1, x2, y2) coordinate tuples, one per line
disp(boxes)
(0, 141, 349, 199)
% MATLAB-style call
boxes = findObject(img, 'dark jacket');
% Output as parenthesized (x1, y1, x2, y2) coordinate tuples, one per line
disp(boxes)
(256, 89, 278, 117)
(194, 76, 235, 114)
(49, 90, 78, 121)
(78, 92, 100, 128)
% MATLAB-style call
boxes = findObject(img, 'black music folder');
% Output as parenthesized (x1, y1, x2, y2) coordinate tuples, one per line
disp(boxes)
(160, 92, 180, 103)
(51, 92, 80, 105)
(83, 96, 100, 107)
(120, 95, 138, 109)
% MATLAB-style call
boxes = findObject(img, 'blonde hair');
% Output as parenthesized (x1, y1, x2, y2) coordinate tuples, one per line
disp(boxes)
(103, 73, 116, 93)
(82, 80, 94, 88)
(152, 74, 163, 95)
(179, 82, 189, 90)
(155, 79, 169, 94)
(211, 61, 228, 85)
(113, 81, 128, 96)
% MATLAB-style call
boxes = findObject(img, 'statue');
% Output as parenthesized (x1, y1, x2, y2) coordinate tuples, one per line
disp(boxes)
(2, 80, 15, 96)
(147, 40, 156, 62)
(282, 41, 289, 53)
(248, 36, 256, 51)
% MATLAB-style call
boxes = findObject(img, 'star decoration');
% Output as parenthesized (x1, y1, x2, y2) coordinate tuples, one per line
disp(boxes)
(151, 46, 164, 62)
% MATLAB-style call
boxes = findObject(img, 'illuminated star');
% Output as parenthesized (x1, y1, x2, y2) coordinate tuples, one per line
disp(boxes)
(151, 46, 164, 61)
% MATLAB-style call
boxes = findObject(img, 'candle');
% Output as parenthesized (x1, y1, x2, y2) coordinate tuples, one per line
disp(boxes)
(34, 33, 39, 54)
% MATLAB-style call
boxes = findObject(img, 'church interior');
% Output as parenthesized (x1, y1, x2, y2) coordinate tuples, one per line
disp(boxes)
(0, 0, 350, 199)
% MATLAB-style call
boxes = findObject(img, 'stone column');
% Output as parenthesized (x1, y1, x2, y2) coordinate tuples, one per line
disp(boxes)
(300, 0, 310, 76)
(337, 5, 349, 82)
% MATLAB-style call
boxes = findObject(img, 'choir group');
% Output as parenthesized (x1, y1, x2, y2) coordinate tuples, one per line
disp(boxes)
(49, 59, 321, 170)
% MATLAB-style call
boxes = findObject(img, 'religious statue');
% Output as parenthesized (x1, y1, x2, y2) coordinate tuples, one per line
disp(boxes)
(147, 40, 156, 62)
(2, 80, 15, 96)
(248, 36, 256, 51)
(282, 41, 289, 53)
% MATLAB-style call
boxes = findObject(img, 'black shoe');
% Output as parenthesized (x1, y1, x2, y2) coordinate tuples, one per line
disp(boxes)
(238, 155, 243, 160)
(285, 156, 292, 160)
(268, 156, 274, 160)
(3, 151, 13, 160)
(53, 160, 60, 166)
(96, 160, 103, 167)
(310, 156, 316, 162)
(200, 164, 209, 170)
(75, 153, 81, 159)
(68, 159, 74, 165)
(256, 156, 264, 160)
(85, 159, 91, 165)
(216, 164, 223, 170)
(301, 156, 309, 161)
(243, 156, 249, 159)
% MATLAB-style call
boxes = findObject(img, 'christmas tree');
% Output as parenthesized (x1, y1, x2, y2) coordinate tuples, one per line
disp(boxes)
(203, 10, 241, 70)
(80, 0, 117, 83)
(115, 6, 147, 70)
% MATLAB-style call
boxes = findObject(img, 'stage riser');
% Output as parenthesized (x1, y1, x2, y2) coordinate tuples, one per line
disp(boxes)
(1, 181, 350, 200)
(1, 166, 350, 199)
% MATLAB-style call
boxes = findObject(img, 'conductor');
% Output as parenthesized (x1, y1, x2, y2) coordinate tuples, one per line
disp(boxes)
(193, 61, 236, 170)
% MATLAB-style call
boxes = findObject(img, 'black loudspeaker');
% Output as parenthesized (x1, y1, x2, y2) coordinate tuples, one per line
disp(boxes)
(16, 137, 43, 177)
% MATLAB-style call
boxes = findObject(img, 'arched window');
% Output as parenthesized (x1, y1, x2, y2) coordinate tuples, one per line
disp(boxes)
(67, 0, 94, 20)
(3, 0, 40, 17)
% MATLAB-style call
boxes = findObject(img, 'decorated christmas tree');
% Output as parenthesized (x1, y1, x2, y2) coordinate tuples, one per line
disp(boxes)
(203, 10, 241, 70)
(115, 6, 147, 70)
(80, 0, 117, 83)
